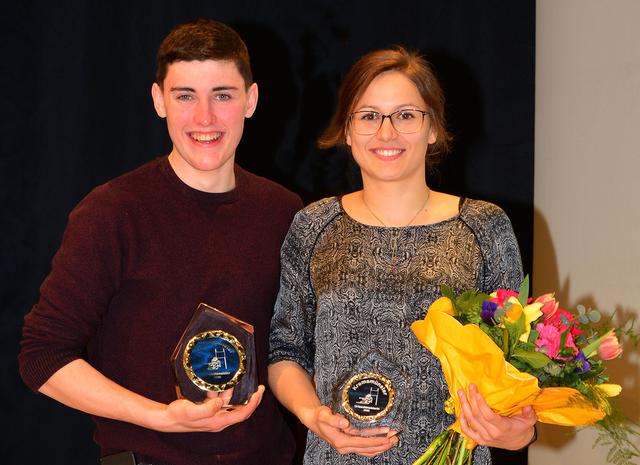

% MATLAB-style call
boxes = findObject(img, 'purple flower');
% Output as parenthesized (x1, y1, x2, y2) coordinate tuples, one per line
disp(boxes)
(481, 301, 498, 325)
(574, 352, 591, 374)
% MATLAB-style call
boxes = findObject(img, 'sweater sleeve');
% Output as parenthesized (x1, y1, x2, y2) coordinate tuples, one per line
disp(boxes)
(461, 200, 524, 293)
(19, 185, 125, 391)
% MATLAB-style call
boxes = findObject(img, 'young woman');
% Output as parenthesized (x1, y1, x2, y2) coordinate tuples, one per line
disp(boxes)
(268, 47, 536, 464)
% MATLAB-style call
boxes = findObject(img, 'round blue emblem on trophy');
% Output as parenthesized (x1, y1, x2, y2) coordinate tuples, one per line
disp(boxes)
(183, 330, 246, 391)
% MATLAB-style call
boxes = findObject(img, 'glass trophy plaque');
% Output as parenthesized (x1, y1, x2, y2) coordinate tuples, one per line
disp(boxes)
(333, 351, 409, 434)
(171, 303, 257, 405)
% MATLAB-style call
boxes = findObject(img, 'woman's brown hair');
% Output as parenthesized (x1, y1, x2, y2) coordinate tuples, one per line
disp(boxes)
(318, 46, 451, 156)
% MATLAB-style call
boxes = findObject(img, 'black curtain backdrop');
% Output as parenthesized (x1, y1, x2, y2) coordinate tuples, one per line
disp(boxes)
(1, 2, 534, 464)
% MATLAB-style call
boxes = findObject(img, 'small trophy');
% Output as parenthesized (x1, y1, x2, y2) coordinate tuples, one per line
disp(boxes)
(171, 303, 257, 405)
(333, 351, 409, 434)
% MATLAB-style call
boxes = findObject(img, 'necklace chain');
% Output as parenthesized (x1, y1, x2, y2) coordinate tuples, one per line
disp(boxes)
(361, 190, 430, 270)
(361, 190, 430, 227)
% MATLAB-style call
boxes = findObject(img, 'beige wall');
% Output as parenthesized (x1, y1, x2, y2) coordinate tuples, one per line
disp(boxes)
(533, 0, 640, 463)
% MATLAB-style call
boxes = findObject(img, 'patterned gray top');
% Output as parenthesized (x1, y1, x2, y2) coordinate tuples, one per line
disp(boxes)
(269, 196, 523, 465)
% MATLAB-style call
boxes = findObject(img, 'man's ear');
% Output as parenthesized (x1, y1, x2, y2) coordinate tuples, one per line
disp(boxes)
(244, 83, 259, 118)
(151, 82, 167, 118)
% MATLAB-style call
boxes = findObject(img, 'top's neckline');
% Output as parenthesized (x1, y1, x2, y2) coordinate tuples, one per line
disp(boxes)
(337, 195, 466, 229)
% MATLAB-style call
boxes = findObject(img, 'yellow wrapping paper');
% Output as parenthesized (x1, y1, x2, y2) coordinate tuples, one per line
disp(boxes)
(410, 299, 607, 447)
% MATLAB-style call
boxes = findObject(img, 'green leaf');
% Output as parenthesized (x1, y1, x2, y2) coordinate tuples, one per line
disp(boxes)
(589, 309, 602, 323)
(518, 275, 530, 307)
(512, 347, 552, 368)
(441, 284, 455, 301)
(560, 330, 568, 350)
(545, 362, 562, 376)
(501, 327, 509, 358)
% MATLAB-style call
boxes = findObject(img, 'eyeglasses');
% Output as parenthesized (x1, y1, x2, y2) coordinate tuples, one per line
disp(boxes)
(349, 109, 429, 135)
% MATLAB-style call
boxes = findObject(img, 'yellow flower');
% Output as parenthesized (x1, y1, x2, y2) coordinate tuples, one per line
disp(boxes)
(596, 383, 622, 397)
(503, 297, 543, 342)
(520, 302, 543, 342)
(504, 297, 523, 322)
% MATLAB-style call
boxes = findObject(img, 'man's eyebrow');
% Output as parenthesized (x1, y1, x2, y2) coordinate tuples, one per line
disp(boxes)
(169, 86, 195, 92)
(211, 85, 240, 92)
(169, 86, 239, 92)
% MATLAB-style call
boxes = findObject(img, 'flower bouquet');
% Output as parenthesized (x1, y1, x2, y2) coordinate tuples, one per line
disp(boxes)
(410, 277, 639, 465)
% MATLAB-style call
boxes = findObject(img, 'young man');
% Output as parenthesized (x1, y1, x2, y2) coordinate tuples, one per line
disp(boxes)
(19, 19, 302, 465)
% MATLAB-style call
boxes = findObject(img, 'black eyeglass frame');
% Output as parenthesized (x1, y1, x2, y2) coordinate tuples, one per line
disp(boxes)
(348, 109, 430, 135)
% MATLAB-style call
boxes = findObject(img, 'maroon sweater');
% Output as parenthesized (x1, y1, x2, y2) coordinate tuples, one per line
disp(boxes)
(19, 157, 302, 465)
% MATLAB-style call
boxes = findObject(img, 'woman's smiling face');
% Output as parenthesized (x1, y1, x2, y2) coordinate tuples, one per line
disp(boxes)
(346, 71, 436, 186)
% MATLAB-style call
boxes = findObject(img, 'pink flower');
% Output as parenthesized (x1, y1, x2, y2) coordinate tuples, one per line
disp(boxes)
(535, 322, 579, 359)
(598, 332, 623, 360)
(563, 330, 578, 355)
(535, 293, 559, 320)
(535, 323, 561, 359)
(490, 289, 519, 306)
